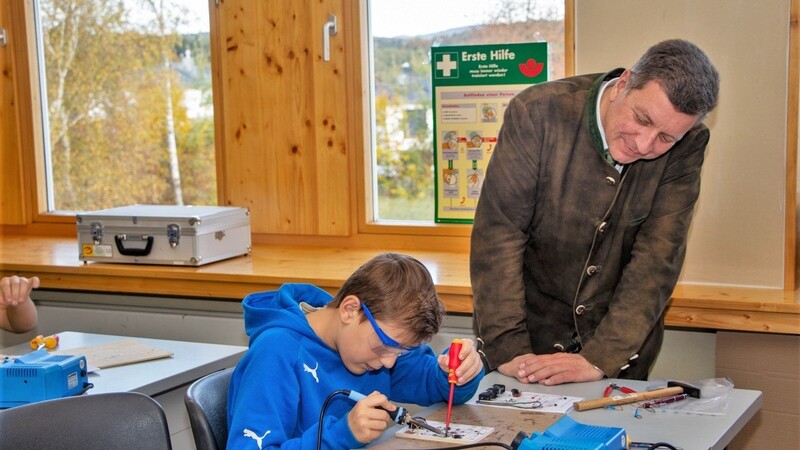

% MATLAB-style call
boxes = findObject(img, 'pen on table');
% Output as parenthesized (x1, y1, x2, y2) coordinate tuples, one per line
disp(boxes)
(640, 393, 689, 409)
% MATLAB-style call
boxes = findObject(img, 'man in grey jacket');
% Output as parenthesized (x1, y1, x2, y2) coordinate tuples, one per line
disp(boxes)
(471, 39, 719, 384)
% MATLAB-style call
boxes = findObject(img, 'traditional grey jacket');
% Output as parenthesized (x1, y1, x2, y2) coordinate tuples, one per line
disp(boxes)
(470, 69, 709, 379)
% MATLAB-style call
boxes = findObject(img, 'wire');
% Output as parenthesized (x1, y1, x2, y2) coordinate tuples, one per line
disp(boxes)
(476, 399, 543, 409)
(398, 442, 513, 450)
(317, 389, 350, 450)
(630, 442, 680, 450)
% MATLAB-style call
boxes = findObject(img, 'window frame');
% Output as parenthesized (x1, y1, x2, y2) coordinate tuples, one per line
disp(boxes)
(17, 0, 217, 224)
(13, 0, 575, 241)
(353, 0, 575, 238)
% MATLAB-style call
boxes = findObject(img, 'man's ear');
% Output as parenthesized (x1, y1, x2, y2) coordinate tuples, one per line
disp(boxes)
(611, 69, 632, 99)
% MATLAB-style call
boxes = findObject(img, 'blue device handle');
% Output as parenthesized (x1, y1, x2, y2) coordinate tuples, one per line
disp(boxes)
(346, 390, 405, 424)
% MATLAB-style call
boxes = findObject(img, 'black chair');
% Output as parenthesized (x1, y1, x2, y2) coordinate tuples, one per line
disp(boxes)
(184, 367, 234, 450)
(0, 392, 172, 450)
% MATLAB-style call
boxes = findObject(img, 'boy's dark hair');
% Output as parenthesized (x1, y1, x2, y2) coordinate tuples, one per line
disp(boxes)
(628, 39, 720, 118)
(329, 252, 444, 343)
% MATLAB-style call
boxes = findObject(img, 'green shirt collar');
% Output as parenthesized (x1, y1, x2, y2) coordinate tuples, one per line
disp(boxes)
(585, 68, 625, 166)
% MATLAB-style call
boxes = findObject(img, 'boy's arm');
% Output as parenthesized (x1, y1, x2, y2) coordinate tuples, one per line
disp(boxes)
(227, 340, 361, 450)
(0, 276, 39, 333)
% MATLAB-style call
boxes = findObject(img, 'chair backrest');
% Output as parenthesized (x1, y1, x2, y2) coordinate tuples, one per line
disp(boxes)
(0, 392, 172, 450)
(184, 367, 234, 450)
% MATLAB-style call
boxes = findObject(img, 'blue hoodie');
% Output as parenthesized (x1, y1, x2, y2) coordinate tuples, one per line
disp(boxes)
(227, 283, 483, 449)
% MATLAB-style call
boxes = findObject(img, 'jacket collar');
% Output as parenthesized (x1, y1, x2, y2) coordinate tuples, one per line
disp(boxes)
(585, 68, 625, 166)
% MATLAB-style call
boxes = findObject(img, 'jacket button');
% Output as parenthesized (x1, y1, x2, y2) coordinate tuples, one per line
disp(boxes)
(553, 343, 565, 352)
(598, 221, 608, 233)
(575, 305, 586, 315)
(605, 176, 616, 186)
(586, 265, 601, 275)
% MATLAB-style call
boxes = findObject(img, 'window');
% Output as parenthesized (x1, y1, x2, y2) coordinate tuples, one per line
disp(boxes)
(368, 0, 566, 222)
(33, 0, 215, 212)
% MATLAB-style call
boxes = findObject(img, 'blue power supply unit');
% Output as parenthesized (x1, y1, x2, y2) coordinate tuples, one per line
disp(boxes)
(0, 349, 91, 408)
(512, 415, 628, 450)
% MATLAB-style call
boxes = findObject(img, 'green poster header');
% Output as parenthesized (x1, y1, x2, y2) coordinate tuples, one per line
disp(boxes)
(431, 42, 548, 87)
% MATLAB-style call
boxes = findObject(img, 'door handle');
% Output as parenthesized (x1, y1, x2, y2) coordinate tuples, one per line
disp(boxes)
(322, 14, 337, 62)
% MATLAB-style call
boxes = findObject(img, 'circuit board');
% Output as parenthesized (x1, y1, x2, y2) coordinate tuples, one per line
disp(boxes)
(395, 420, 494, 443)
(474, 390, 582, 413)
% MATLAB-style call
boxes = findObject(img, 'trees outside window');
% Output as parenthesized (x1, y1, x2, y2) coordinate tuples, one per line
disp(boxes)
(35, 0, 215, 212)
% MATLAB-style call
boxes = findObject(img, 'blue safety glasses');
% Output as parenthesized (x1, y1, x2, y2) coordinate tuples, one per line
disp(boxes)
(360, 302, 417, 356)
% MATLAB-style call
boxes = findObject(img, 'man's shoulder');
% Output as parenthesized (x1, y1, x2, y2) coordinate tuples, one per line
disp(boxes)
(516, 73, 602, 99)
(510, 73, 606, 120)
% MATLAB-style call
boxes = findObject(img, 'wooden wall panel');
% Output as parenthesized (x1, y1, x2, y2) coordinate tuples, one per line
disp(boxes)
(216, 0, 349, 236)
(0, 1, 26, 225)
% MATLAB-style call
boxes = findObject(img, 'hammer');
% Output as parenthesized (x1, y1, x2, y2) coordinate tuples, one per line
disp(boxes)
(573, 381, 701, 412)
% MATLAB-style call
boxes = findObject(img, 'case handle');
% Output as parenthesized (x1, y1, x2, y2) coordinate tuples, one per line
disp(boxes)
(114, 234, 154, 256)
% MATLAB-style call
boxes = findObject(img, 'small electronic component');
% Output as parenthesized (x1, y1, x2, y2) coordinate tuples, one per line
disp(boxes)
(478, 383, 506, 401)
(29, 334, 59, 350)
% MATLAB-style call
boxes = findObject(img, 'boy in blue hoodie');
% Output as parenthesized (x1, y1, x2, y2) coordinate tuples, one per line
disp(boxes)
(227, 252, 484, 449)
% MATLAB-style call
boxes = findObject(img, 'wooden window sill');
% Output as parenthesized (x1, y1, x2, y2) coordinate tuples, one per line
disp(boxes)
(1, 235, 797, 334)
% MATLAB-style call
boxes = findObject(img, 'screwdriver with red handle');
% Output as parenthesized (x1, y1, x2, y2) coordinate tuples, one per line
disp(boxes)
(444, 339, 463, 436)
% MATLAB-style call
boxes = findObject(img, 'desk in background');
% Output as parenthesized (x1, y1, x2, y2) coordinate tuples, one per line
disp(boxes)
(2, 331, 247, 450)
(371, 371, 763, 450)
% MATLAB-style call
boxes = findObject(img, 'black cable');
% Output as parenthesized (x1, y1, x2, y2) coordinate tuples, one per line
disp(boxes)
(317, 389, 350, 450)
(630, 442, 679, 450)
(398, 442, 513, 450)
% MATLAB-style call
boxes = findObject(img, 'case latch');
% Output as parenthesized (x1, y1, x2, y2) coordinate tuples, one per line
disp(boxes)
(167, 223, 181, 248)
(90, 222, 104, 244)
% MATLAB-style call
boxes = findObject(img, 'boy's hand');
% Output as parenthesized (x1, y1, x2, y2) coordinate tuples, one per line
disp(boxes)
(347, 391, 395, 444)
(437, 338, 483, 385)
(0, 276, 39, 307)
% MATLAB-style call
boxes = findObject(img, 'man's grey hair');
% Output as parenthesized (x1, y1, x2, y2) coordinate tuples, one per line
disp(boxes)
(628, 39, 720, 118)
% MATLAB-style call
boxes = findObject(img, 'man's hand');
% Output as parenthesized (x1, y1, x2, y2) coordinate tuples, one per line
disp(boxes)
(497, 353, 604, 385)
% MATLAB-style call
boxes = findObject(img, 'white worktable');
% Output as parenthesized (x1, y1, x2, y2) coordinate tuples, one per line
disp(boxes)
(372, 371, 762, 449)
(2, 331, 247, 450)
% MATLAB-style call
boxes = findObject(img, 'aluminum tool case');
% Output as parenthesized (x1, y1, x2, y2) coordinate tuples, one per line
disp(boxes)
(77, 205, 251, 266)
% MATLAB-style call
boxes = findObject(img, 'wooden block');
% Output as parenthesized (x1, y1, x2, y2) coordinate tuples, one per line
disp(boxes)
(370, 403, 561, 449)
(51, 340, 173, 369)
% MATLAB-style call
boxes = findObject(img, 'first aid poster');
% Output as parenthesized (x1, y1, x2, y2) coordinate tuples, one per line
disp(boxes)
(432, 42, 547, 223)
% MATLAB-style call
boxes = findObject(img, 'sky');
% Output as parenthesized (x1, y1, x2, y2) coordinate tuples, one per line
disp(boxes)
(124, 0, 209, 34)
(165, 0, 491, 37)
(138, 0, 563, 37)
(369, 0, 491, 38)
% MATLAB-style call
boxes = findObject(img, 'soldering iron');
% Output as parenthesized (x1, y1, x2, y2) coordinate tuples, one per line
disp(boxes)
(345, 390, 443, 434)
